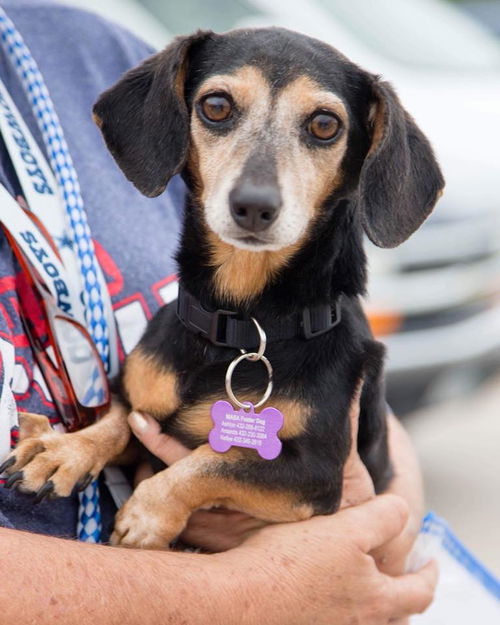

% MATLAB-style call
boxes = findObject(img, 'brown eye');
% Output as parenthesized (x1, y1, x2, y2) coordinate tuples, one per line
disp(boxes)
(200, 95, 232, 122)
(308, 112, 341, 141)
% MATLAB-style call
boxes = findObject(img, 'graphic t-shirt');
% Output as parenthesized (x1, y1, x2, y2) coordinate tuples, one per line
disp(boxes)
(0, 0, 184, 537)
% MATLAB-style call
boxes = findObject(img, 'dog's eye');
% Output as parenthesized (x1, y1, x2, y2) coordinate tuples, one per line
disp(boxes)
(200, 95, 232, 123)
(308, 112, 341, 141)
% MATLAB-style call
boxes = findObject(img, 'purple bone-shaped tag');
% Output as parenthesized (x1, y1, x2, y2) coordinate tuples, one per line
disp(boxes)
(209, 400, 283, 460)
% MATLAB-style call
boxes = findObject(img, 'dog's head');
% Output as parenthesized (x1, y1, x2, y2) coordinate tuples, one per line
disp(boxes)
(94, 28, 443, 253)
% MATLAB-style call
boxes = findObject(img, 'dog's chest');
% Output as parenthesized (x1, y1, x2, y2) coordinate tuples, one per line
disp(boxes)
(123, 343, 314, 445)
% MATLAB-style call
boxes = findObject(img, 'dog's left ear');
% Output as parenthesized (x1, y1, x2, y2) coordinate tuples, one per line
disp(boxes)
(93, 30, 212, 197)
(358, 79, 444, 248)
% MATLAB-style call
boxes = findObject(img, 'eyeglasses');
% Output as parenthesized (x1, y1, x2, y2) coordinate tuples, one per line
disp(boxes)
(2, 215, 110, 431)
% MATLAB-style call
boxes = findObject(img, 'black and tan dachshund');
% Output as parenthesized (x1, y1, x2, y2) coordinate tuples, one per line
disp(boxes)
(1, 28, 443, 548)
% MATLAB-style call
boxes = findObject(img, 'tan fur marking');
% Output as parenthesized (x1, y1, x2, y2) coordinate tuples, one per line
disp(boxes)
(207, 230, 304, 303)
(194, 66, 268, 116)
(113, 444, 313, 549)
(186, 141, 203, 197)
(176, 395, 311, 443)
(123, 347, 180, 417)
(368, 97, 386, 156)
(274, 75, 349, 221)
(92, 111, 103, 129)
(4, 403, 131, 497)
(18, 412, 52, 441)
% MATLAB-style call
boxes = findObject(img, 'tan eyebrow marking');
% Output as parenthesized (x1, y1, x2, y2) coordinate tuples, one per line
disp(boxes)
(194, 66, 270, 111)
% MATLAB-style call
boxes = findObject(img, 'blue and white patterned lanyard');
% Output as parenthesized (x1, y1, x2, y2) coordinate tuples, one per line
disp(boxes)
(0, 8, 114, 543)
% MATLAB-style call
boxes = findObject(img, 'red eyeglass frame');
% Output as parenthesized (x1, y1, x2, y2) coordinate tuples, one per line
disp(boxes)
(2, 211, 110, 431)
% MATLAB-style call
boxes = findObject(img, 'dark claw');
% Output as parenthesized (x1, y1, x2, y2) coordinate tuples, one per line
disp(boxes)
(0, 456, 16, 474)
(5, 471, 23, 489)
(76, 472, 93, 492)
(35, 480, 55, 504)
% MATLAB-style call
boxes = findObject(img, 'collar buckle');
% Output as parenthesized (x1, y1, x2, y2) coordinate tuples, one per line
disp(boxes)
(209, 308, 240, 347)
(302, 299, 342, 339)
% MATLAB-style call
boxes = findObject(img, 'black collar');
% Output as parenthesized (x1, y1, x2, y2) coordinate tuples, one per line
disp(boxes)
(176, 284, 342, 349)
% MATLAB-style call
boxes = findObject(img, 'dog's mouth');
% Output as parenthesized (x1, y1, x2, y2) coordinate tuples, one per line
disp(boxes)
(225, 231, 281, 251)
(236, 235, 268, 246)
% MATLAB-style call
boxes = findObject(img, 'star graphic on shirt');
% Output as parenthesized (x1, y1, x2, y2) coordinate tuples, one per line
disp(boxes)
(56, 234, 74, 250)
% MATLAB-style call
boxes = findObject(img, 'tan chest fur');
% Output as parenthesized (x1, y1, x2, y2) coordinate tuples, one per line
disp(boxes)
(123, 346, 311, 442)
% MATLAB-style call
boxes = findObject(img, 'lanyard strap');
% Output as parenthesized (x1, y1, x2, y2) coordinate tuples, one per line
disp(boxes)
(0, 81, 87, 323)
(0, 9, 115, 544)
(0, 8, 117, 377)
(0, 183, 75, 310)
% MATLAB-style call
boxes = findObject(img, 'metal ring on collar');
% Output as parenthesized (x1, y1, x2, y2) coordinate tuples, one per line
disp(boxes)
(242, 317, 266, 361)
(225, 352, 273, 409)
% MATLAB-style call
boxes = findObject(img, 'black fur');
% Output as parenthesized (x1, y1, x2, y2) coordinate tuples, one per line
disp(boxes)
(93, 30, 211, 197)
(95, 28, 443, 515)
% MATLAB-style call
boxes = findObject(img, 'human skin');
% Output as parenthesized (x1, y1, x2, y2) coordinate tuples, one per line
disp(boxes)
(0, 399, 434, 625)
(0, 495, 435, 625)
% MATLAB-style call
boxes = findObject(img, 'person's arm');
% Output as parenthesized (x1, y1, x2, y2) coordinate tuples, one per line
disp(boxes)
(0, 495, 436, 625)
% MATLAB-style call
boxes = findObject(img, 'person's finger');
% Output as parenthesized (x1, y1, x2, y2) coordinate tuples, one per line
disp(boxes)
(340, 458, 374, 508)
(371, 517, 416, 576)
(128, 411, 191, 465)
(388, 560, 438, 619)
(336, 494, 409, 553)
(180, 509, 266, 552)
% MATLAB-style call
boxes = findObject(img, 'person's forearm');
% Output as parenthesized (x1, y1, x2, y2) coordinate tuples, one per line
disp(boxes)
(0, 528, 241, 625)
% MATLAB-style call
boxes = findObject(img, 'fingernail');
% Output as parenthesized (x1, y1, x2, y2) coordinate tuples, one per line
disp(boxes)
(129, 411, 149, 432)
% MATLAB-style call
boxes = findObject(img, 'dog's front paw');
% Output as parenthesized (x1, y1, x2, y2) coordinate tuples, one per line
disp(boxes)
(0, 413, 105, 501)
(111, 478, 188, 550)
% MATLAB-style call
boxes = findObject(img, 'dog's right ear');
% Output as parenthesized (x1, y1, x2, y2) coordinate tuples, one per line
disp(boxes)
(358, 78, 444, 248)
(93, 31, 212, 197)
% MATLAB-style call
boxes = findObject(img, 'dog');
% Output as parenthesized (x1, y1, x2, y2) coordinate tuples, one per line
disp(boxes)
(1, 27, 443, 549)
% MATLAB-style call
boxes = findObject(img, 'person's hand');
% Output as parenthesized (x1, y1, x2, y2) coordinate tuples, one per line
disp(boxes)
(128, 411, 265, 551)
(336, 386, 424, 624)
(217, 494, 438, 625)
(339, 382, 424, 603)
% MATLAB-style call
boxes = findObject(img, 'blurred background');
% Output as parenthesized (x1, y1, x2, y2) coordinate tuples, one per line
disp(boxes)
(66, 0, 500, 574)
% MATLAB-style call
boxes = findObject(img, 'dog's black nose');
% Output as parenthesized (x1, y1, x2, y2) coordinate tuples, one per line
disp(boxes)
(229, 182, 281, 233)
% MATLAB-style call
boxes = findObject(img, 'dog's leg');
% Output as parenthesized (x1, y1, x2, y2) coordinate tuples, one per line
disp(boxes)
(0, 403, 131, 498)
(111, 444, 314, 549)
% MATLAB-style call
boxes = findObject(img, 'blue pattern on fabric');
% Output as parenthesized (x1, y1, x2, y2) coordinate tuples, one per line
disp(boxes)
(0, 7, 106, 543)
(422, 512, 500, 600)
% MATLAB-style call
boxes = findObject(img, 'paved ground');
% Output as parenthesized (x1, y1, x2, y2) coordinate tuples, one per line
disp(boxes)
(404, 372, 500, 577)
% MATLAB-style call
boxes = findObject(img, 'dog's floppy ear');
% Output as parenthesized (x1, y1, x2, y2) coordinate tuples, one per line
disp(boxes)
(358, 79, 444, 248)
(93, 31, 212, 197)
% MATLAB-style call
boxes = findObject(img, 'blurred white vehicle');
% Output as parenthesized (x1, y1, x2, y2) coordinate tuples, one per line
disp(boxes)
(70, 0, 500, 411)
